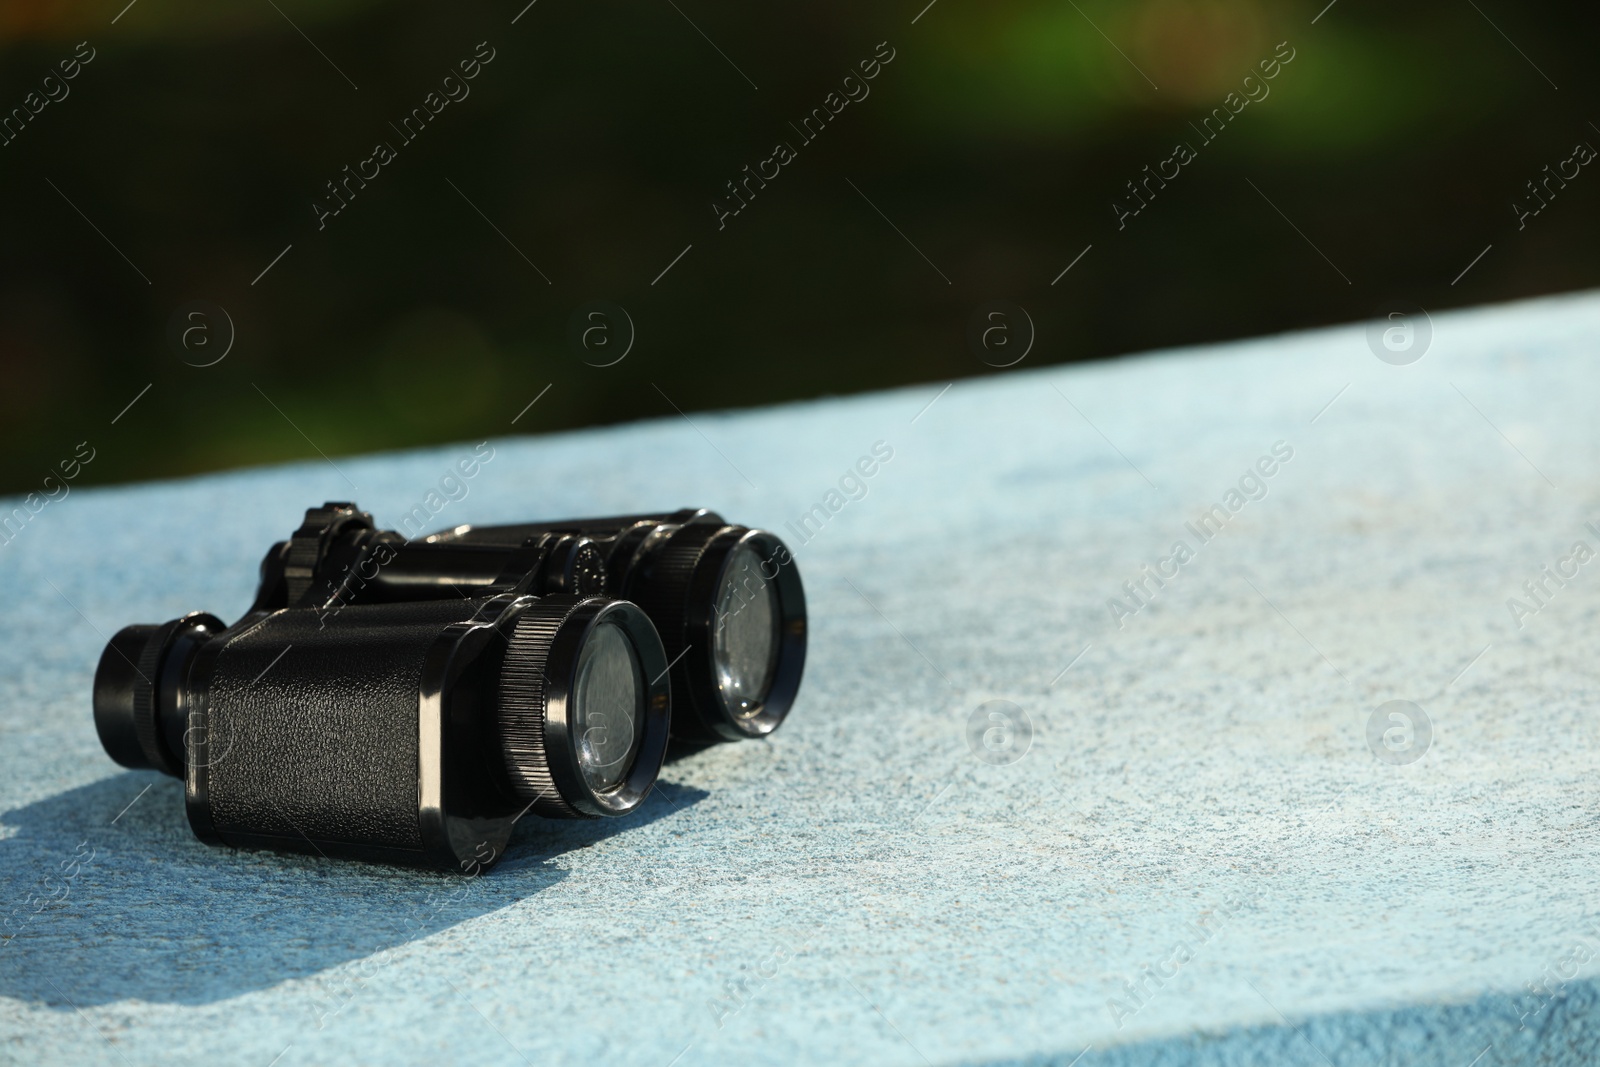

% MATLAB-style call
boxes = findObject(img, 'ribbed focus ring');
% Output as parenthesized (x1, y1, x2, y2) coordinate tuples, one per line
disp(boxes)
(498, 605, 582, 817)
(283, 503, 373, 607)
(630, 525, 723, 658)
(629, 524, 733, 741)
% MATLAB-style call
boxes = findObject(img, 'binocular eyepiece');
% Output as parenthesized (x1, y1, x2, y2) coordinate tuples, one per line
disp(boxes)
(92, 502, 806, 871)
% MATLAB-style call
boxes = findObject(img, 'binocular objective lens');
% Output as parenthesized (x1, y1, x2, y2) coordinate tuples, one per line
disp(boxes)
(573, 620, 646, 793)
(712, 544, 781, 717)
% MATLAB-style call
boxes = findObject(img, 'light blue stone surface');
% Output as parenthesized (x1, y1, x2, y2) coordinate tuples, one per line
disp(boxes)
(3, 291, 1600, 1065)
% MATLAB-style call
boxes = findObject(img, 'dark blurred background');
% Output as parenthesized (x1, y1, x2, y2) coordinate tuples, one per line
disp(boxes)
(1, 0, 1595, 493)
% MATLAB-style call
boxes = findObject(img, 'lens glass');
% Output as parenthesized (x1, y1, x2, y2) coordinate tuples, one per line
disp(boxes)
(572, 620, 644, 793)
(712, 544, 781, 716)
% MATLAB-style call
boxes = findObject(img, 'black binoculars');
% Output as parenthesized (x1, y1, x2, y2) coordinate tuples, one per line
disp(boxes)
(93, 503, 807, 872)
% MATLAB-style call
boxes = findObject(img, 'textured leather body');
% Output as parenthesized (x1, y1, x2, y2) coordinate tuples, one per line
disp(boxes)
(199, 601, 472, 852)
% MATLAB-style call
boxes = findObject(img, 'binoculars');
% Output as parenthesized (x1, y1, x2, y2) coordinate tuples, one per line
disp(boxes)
(92, 503, 807, 872)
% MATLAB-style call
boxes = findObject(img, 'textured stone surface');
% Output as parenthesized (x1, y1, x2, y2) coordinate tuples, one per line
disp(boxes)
(3, 291, 1600, 1065)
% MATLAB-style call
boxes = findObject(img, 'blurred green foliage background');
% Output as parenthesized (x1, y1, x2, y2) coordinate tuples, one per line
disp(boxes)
(1, 0, 1595, 493)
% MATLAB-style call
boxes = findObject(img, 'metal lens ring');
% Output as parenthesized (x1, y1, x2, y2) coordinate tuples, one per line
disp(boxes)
(684, 528, 807, 741)
(498, 597, 670, 817)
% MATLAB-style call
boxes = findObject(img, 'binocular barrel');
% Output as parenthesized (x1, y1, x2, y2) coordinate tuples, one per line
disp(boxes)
(256, 504, 808, 745)
(93, 593, 671, 870)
